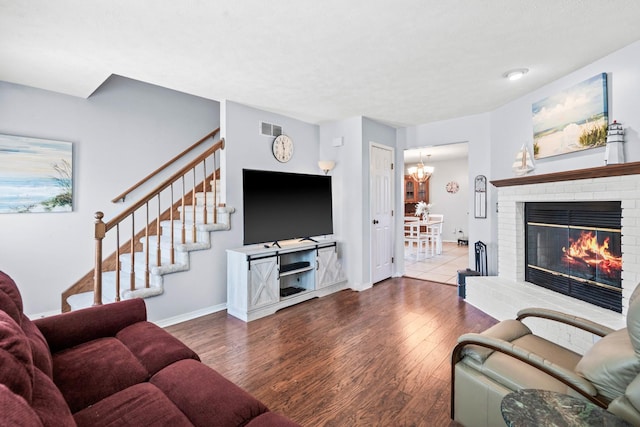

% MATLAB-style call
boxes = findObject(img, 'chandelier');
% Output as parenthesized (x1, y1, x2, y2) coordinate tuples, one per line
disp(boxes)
(408, 153, 434, 183)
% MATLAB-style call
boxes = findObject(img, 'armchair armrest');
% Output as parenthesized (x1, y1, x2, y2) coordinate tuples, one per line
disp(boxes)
(516, 307, 615, 337)
(33, 298, 147, 353)
(452, 333, 605, 410)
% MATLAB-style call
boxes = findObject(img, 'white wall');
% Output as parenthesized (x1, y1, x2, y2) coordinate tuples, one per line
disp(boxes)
(318, 117, 364, 289)
(0, 76, 220, 316)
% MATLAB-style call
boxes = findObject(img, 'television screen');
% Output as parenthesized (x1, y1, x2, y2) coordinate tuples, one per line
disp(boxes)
(243, 169, 333, 245)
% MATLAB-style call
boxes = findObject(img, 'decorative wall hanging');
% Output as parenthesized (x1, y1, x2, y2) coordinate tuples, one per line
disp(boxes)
(512, 144, 535, 176)
(532, 73, 608, 159)
(0, 134, 73, 214)
(474, 175, 487, 218)
(604, 120, 625, 165)
(446, 181, 459, 193)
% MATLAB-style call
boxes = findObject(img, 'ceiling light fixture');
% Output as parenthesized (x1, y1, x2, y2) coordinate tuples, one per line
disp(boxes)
(408, 153, 433, 183)
(503, 68, 529, 81)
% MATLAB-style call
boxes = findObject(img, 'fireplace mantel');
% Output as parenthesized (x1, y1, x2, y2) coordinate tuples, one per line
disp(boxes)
(491, 161, 640, 188)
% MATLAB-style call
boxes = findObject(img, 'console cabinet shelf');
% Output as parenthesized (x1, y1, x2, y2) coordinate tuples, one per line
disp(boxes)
(226, 239, 347, 322)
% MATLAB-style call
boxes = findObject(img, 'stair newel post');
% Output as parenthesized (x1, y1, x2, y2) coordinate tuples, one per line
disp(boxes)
(156, 194, 162, 269)
(213, 149, 218, 224)
(144, 202, 150, 289)
(191, 167, 197, 243)
(181, 177, 186, 244)
(170, 183, 175, 264)
(115, 224, 121, 302)
(202, 159, 208, 225)
(93, 212, 106, 306)
(130, 214, 135, 292)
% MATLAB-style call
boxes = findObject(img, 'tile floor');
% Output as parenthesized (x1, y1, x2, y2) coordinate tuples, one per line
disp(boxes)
(404, 241, 471, 285)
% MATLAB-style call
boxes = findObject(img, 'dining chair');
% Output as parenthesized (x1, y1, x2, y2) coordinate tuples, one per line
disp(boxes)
(404, 218, 427, 260)
(427, 214, 444, 255)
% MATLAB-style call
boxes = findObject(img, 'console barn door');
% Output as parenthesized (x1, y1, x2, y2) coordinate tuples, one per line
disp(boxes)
(370, 143, 394, 284)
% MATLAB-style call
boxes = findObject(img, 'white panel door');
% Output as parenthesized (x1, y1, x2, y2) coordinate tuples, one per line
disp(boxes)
(370, 143, 394, 284)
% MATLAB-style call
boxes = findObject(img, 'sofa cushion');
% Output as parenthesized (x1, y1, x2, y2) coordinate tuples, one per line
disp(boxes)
(576, 328, 640, 400)
(0, 311, 34, 403)
(0, 271, 24, 323)
(151, 359, 269, 427)
(0, 384, 43, 427)
(116, 321, 199, 376)
(31, 368, 75, 427)
(22, 315, 53, 379)
(461, 319, 532, 363)
(73, 383, 193, 427)
(53, 337, 149, 412)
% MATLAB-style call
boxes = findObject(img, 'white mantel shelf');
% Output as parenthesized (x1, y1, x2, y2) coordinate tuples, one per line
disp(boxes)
(491, 161, 640, 187)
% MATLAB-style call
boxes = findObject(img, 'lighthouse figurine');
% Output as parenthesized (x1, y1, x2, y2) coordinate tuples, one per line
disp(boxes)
(605, 120, 625, 165)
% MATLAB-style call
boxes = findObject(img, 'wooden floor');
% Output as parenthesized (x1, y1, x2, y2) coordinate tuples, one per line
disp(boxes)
(165, 277, 498, 427)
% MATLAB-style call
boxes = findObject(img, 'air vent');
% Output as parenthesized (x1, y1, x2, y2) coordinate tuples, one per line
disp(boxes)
(260, 121, 282, 137)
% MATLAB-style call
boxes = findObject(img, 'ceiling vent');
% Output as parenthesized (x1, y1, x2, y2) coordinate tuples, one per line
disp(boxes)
(260, 121, 282, 137)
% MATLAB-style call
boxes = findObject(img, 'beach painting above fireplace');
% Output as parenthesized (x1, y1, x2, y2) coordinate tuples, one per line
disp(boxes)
(532, 73, 608, 160)
(0, 134, 73, 214)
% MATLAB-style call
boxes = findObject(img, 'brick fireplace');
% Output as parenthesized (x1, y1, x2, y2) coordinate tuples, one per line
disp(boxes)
(466, 162, 640, 353)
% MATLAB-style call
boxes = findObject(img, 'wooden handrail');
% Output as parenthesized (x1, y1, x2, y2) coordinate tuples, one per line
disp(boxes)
(92, 135, 225, 306)
(104, 138, 224, 232)
(111, 128, 220, 203)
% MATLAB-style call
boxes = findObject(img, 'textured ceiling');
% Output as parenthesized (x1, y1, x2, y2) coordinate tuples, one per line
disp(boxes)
(2, 1, 640, 127)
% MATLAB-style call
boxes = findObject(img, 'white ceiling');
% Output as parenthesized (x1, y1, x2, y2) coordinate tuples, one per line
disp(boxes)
(2, 1, 640, 127)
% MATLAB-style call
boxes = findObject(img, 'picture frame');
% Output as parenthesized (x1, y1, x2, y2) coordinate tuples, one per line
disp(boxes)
(532, 73, 608, 160)
(0, 134, 73, 214)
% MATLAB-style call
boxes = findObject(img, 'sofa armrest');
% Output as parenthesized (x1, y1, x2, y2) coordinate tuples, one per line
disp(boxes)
(33, 298, 147, 353)
(452, 333, 603, 406)
(516, 307, 615, 337)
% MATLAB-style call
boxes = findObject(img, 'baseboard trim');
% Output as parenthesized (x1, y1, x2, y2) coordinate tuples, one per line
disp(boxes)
(154, 303, 227, 328)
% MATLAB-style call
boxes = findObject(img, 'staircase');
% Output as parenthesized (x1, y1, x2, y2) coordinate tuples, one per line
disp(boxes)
(68, 184, 234, 309)
(62, 130, 232, 312)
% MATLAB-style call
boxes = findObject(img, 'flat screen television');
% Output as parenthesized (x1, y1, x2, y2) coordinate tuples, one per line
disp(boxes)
(243, 169, 333, 246)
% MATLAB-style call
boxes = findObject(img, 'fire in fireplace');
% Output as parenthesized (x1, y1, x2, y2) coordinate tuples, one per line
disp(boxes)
(525, 201, 622, 312)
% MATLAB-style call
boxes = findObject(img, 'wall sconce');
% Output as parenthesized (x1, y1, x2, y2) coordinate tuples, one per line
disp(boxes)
(318, 160, 336, 175)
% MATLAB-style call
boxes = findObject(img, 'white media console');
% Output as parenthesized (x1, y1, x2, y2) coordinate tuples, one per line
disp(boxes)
(226, 239, 347, 322)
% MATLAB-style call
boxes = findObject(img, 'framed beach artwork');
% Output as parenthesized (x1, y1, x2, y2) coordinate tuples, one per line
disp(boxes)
(0, 134, 73, 214)
(532, 73, 608, 159)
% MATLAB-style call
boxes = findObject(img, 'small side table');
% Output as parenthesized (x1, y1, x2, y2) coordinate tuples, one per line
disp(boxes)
(501, 389, 631, 427)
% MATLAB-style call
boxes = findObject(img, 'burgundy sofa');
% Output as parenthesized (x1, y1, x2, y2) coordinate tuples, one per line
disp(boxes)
(0, 271, 300, 427)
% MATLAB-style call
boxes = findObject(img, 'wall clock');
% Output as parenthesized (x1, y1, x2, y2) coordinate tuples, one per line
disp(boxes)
(446, 181, 459, 194)
(272, 134, 293, 163)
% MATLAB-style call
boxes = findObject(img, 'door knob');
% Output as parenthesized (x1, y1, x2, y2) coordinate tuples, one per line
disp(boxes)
(373, 219, 379, 224)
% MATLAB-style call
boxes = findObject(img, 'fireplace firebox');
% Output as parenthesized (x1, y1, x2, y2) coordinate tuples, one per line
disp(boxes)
(525, 201, 622, 312)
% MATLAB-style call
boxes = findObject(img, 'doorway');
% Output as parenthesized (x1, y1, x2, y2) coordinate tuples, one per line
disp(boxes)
(403, 142, 470, 284)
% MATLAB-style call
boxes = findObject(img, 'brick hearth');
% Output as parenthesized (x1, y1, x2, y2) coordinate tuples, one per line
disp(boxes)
(466, 170, 640, 353)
